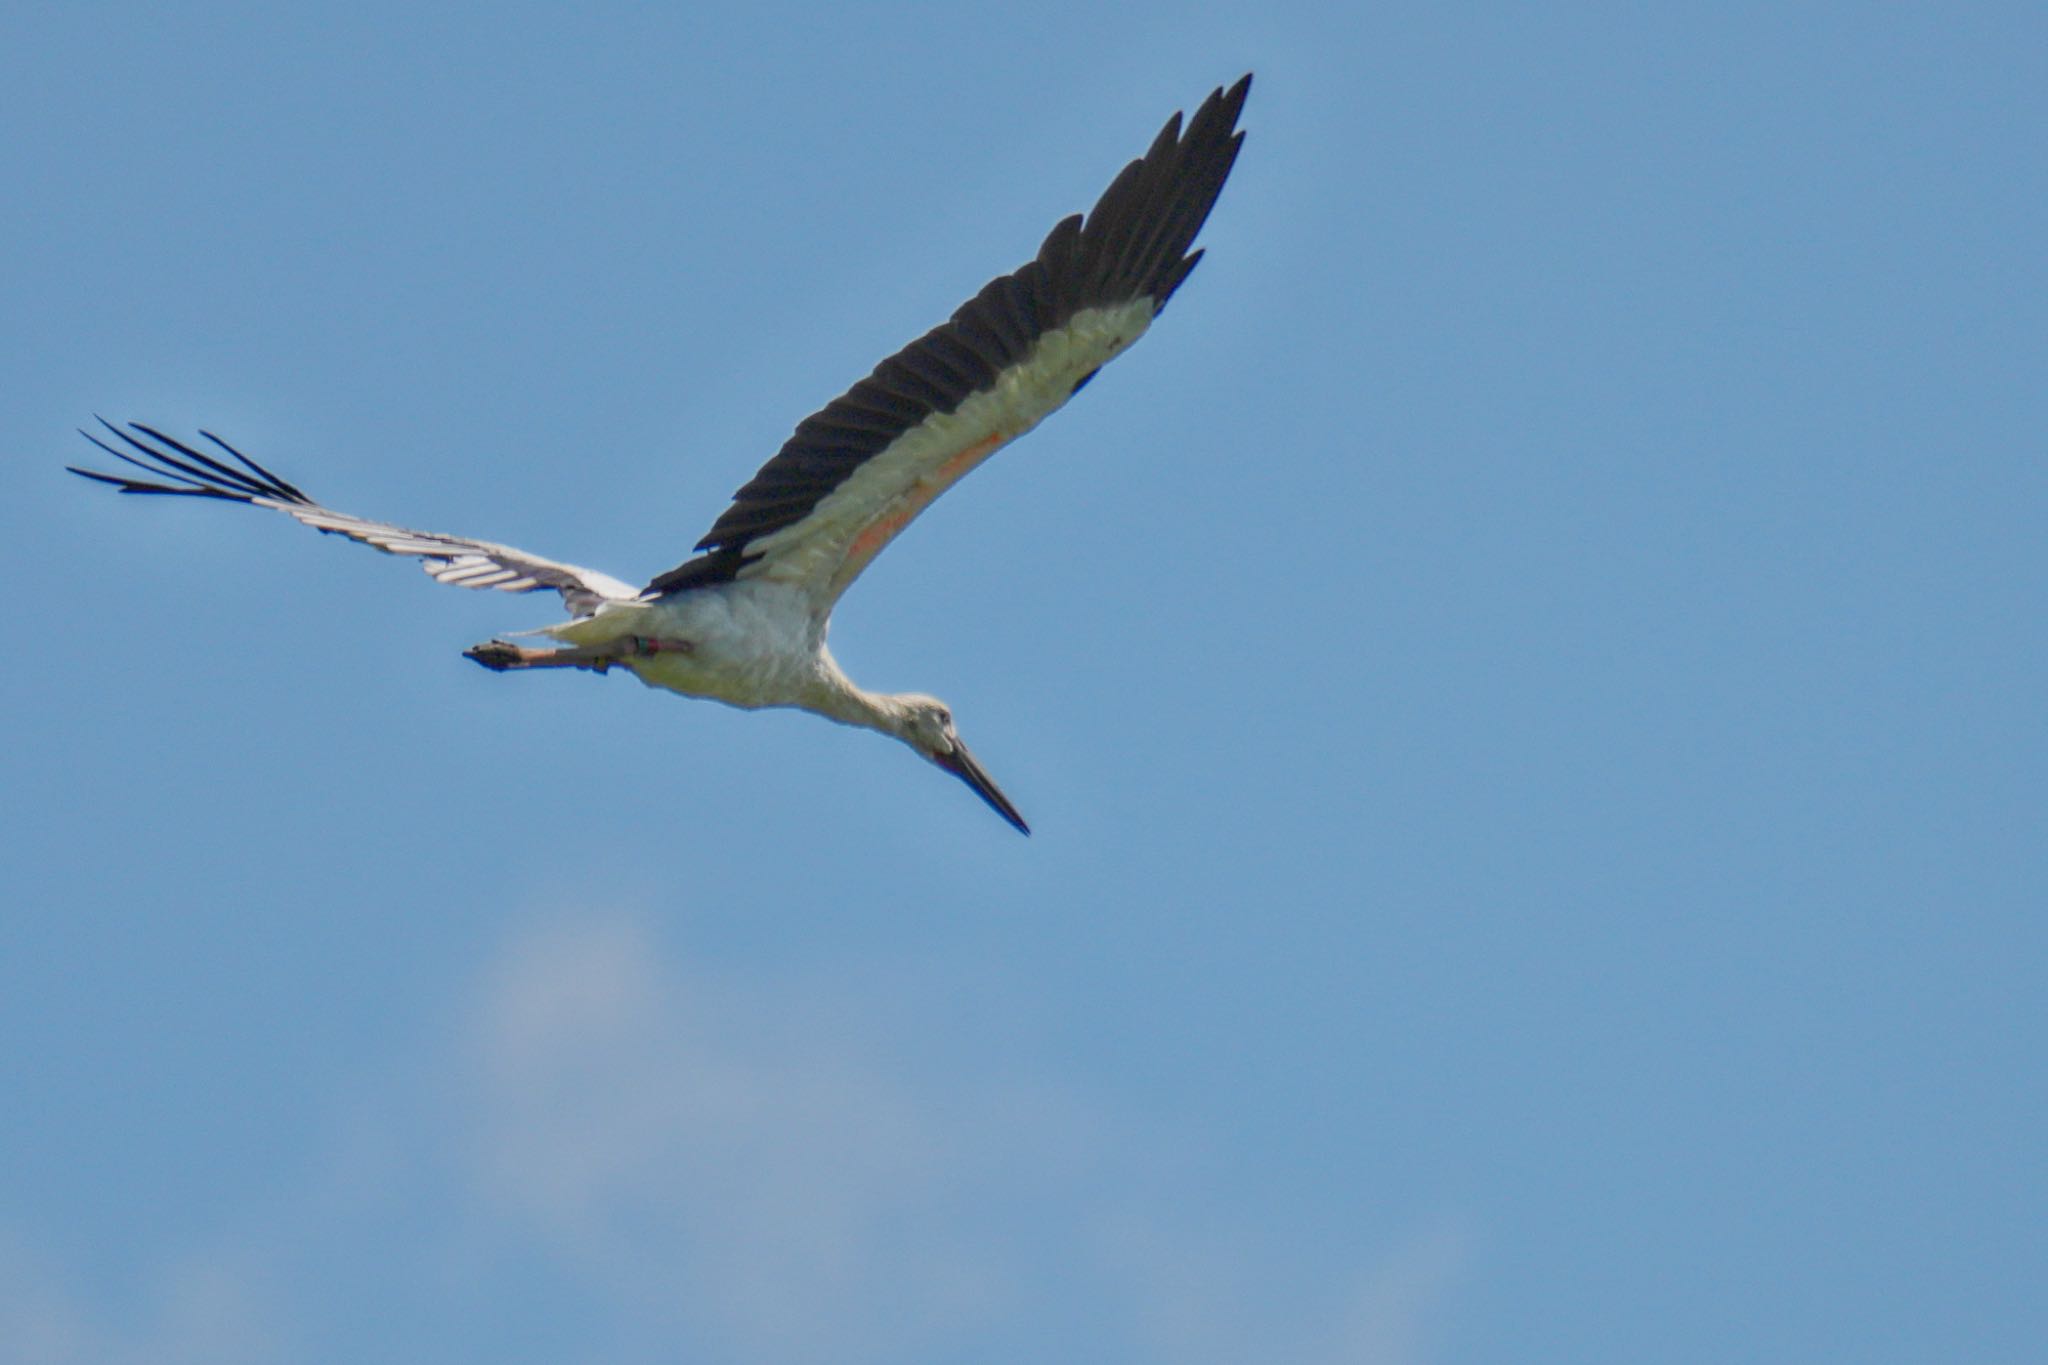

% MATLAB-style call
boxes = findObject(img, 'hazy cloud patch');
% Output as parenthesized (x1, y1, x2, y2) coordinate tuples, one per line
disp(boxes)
(446, 913, 1465, 1362)
(0, 1235, 280, 1365)
(5, 913, 1463, 1364)
(453, 916, 1038, 1357)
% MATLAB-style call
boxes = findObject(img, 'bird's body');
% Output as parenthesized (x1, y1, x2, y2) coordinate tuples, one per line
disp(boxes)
(71, 76, 1252, 834)
(575, 581, 833, 714)
(529, 586, 898, 752)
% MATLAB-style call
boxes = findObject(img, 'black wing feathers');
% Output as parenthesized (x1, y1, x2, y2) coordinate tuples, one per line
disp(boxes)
(71, 419, 310, 504)
(645, 74, 1249, 596)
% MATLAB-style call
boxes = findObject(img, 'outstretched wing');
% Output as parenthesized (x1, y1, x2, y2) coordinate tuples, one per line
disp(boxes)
(69, 421, 640, 616)
(645, 74, 1251, 606)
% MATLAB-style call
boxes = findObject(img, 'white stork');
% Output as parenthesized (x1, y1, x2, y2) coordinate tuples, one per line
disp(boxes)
(70, 75, 1251, 835)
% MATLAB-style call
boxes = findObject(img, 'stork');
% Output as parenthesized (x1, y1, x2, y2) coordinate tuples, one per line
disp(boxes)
(69, 75, 1251, 835)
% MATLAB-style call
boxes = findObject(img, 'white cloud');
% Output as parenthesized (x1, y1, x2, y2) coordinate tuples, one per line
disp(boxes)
(452, 916, 1031, 1359)
(446, 914, 1467, 1364)
(0, 1239, 90, 1365)
(1096, 1209, 1467, 1365)
(4, 913, 1466, 1365)
(1325, 1219, 1468, 1365)
(0, 1236, 279, 1365)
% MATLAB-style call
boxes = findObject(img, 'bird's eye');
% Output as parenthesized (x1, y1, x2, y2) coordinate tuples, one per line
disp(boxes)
(935, 707, 952, 728)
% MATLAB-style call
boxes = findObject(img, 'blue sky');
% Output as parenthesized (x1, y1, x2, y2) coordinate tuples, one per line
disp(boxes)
(3, 3, 2042, 1362)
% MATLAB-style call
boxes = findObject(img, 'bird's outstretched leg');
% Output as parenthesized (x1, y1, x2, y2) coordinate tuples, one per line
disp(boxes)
(465, 640, 617, 674)
(464, 635, 694, 675)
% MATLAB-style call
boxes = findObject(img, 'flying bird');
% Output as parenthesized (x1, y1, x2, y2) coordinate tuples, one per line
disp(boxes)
(70, 75, 1251, 835)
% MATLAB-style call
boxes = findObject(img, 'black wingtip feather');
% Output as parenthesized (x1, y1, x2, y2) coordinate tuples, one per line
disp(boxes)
(70, 420, 316, 506)
(66, 462, 245, 499)
(79, 423, 225, 493)
(201, 428, 310, 502)
(646, 75, 1252, 595)
(125, 421, 276, 499)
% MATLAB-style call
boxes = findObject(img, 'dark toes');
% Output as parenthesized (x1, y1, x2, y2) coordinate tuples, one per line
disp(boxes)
(464, 640, 521, 671)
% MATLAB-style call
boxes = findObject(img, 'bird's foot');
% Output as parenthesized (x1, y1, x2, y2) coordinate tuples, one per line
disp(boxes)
(464, 640, 530, 671)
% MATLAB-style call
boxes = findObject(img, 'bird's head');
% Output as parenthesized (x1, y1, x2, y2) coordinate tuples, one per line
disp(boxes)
(891, 694, 1030, 836)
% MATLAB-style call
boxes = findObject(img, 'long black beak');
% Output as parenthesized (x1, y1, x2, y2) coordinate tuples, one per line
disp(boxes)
(935, 738, 1030, 835)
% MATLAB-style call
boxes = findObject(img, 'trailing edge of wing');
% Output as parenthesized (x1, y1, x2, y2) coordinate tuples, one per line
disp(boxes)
(70, 420, 640, 615)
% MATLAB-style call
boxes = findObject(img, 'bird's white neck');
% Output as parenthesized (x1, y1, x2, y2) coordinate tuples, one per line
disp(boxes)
(802, 649, 913, 741)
